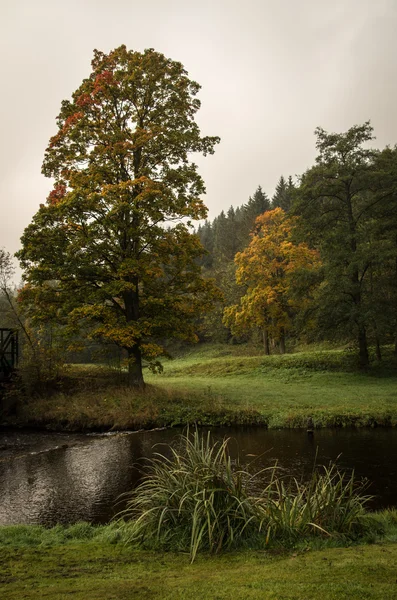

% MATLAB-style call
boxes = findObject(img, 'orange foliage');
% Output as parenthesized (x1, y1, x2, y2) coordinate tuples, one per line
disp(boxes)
(47, 183, 66, 205)
(76, 93, 93, 107)
(224, 208, 320, 343)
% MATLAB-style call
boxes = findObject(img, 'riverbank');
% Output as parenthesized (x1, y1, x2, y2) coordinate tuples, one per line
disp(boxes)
(4, 344, 397, 432)
(1, 523, 397, 599)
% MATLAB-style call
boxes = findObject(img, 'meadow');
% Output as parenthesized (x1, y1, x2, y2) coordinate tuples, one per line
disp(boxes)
(10, 344, 397, 431)
(1, 488, 397, 600)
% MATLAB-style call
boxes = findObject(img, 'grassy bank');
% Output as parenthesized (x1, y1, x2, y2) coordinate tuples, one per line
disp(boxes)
(1, 523, 397, 599)
(6, 344, 397, 431)
(2, 430, 397, 599)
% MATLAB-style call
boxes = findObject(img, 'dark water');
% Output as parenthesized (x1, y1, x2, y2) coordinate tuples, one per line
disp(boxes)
(0, 427, 396, 527)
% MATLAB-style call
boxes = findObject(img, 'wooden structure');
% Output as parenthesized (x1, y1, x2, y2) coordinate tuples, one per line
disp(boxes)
(0, 328, 18, 382)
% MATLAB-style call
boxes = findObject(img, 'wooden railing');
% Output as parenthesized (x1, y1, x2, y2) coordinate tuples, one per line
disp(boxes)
(0, 329, 18, 382)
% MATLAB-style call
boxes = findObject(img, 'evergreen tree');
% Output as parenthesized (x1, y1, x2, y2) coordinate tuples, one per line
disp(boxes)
(197, 221, 214, 268)
(196, 186, 271, 343)
(238, 186, 271, 249)
(272, 175, 294, 212)
(212, 211, 229, 262)
(295, 122, 387, 368)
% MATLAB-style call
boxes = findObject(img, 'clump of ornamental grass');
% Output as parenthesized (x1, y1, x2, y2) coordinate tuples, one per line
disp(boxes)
(117, 431, 374, 561)
(117, 430, 265, 561)
(261, 463, 373, 543)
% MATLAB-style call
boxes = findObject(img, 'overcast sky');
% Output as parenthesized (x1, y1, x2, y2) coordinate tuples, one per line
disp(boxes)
(1, 0, 397, 279)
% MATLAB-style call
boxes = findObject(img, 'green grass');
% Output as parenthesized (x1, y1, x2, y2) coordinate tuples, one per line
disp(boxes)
(7, 343, 397, 431)
(1, 510, 396, 599)
(1, 537, 397, 599)
(145, 344, 397, 428)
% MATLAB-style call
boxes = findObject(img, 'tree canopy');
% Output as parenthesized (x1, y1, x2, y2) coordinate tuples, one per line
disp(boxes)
(17, 46, 220, 387)
(271, 175, 295, 212)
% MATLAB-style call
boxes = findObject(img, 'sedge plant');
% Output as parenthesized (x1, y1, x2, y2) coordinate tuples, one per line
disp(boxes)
(117, 430, 374, 561)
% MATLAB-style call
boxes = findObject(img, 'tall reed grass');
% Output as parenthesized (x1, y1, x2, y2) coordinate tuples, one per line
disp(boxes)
(118, 431, 373, 561)
(260, 462, 372, 542)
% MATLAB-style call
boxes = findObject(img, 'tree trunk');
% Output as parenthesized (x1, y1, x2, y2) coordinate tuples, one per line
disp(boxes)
(346, 193, 370, 370)
(127, 345, 145, 388)
(262, 328, 270, 355)
(123, 285, 144, 388)
(358, 326, 369, 370)
(373, 321, 382, 361)
(279, 328, 286, 354)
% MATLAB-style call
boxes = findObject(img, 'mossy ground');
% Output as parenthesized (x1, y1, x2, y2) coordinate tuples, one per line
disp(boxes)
(1, 537, 397, 599)
(6, 343, 397, 431)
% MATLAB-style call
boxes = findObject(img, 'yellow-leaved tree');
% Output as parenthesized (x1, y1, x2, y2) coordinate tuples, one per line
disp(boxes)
(223, 208, 320, 353)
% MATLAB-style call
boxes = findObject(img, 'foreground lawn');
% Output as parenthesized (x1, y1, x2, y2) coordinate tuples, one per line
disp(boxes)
(1, 540, 397, 599)
(10, 344, 397, 430)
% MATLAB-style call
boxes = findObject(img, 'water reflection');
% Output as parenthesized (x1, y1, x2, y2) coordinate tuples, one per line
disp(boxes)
(0, 432, 140, 525)
(0, 427, 396, 526)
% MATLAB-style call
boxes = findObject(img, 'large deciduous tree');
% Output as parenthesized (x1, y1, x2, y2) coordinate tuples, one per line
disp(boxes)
(17, 46, 220, 387)
(223, 208, 319, 353)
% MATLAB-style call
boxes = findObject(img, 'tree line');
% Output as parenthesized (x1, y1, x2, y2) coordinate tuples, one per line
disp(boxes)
(197, 122, 397, 369)
(196, 177, 295, 268)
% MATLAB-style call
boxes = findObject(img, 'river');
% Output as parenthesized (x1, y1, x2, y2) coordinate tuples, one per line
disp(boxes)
(0, 427, 396, 526)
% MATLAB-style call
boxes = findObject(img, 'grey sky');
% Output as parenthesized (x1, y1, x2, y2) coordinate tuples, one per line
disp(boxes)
(1, 0, 397, 279)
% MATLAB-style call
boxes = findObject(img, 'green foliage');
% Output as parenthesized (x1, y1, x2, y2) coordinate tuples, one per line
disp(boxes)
(197, 186, 271, 267)
(237, 186, 271, 250)
(17, 46, 220, 387)
(294, 122, 397, 368)
(262, 463, 373, 542)
(118, 430, 264, 561)
(118, 431, 374, 561)
(271, 175, 295, 212)
(196, 186, 272, 343)
(195, 123, 397, 362)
